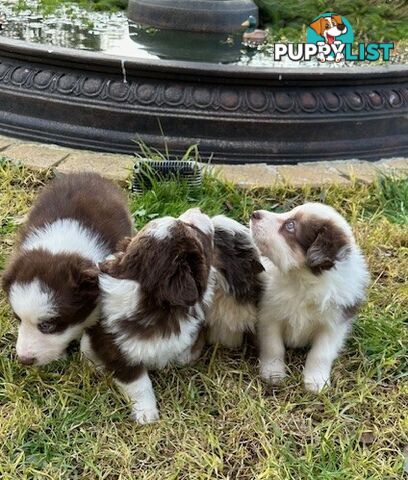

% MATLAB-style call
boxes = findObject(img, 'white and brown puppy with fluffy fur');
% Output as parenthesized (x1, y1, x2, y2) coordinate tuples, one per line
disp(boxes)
(2, 172, 132, 366)
(250, 203, 369, 393)
(80, 208, 215, 424)
(207, 215, 265, 348)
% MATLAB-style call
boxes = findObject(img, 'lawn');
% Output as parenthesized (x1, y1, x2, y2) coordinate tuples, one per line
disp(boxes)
(0, 159, 407, 479)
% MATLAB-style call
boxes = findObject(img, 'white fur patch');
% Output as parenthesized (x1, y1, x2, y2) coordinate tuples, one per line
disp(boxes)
(116, 372, 159, 424)
(99, 257, 216, 370)
(250, 211, 303, 272)
(22, 218, 109, 263)
(9, 279, 57, 323)
(206, 267, 258, 348)
(259, 246, 368, 349)
(16, 321, 81, 365)
(109, 314, 202, 369)
(10, 278, 99, 365)
(100, 273, 207, 369)
(292, 203, 353, 238)
(99, 274, 140, 322)
(147, 217, 176, 240)
(179, 208, 214, 236)
(208, 268, 257, 332)
(212, 215, 250, 236)
(202, 266, 217, 310)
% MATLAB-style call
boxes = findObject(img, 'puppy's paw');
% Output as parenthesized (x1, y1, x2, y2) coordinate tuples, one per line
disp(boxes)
(131, 406, 160, 424)
(260, 360, 287, 384)
(304, 370, 330, 393)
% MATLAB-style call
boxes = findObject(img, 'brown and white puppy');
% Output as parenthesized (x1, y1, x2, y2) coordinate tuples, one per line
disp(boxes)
(80, 208, 214, 424)
(207, 215, 265, 348)
(250, 203, 369, 393)
(2, 172, 132, 366)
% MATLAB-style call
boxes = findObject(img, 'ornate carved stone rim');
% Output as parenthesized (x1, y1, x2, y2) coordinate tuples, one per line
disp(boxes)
(1, 37, 407, 85)
(0, 37, 407, 163)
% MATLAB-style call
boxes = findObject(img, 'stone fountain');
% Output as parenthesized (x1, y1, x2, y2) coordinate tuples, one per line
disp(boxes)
(0, 1, 406, 163)
(128, 0, 258, 33)
(127, 0, 259, 62)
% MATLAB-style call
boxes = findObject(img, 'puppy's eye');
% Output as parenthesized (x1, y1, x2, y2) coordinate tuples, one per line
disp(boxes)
(285, 220, 296, 233)
(38, 320, 57, 334)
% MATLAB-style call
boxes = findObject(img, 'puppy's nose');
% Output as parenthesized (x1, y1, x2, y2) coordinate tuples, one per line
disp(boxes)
(18, 355, 35, 365)
(338, 23, 346, 31)
(251, 211, 263, 220)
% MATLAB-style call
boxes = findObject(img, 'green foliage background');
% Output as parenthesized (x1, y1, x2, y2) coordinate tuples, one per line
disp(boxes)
(255, 0, 408, 42)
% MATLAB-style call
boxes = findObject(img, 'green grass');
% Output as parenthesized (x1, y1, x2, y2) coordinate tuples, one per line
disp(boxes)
(0, 159, 407, 479)
(14, 0, 127, 14)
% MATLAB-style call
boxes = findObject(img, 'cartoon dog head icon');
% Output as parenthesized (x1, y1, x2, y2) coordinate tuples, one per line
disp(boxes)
(309, 15, 347, 44)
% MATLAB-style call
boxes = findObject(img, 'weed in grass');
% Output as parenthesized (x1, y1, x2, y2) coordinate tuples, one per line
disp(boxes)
(0, 160, 406, 479)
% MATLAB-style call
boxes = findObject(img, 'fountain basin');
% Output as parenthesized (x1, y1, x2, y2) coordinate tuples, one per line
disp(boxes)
(0, 37, 407, 164)
(128, 0, 258, 33)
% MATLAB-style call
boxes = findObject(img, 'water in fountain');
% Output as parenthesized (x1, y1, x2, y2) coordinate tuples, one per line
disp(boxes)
(0, 0, 404, 66)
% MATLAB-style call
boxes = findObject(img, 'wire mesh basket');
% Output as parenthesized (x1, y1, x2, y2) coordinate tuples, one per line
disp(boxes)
(132, 159, 203, 194)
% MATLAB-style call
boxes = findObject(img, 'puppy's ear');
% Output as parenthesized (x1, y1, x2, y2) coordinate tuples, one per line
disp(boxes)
(116, 236, 132, 253)
(68, 263, 99, 299)
(79, 267, 99, 288)
(162, 245, 208, 307)
(165, 263, 200, 307)
(1, 270, 12, 295)
(98, 257, 120, 275)
(306, 230, 335, 273)
(332, 15, 343, 25)
(306, 224, 348, 274)
(1, 262, 14, 294)
(309, 17, 324, 36)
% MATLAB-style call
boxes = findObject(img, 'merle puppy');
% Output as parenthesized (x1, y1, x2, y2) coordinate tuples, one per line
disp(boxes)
(207, 215, 265, 349)
(80, 208, 215, 424)
(2, 172, 132, 366)
(250, 203, 369, 392)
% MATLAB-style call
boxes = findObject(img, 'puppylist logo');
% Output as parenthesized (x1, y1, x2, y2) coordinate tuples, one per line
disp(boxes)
(273, 13, 394, 63)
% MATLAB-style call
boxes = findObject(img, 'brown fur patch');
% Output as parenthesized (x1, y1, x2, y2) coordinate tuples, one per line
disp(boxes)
(281, 214, 350, 274)
(16, 172, 132, 251)
(2, 249, 99, 332)
(86, 324, 144, 383)
(3, 250, 99, 332)
(342, 302, 361, 321)
(213, 224, 264, 305)
(99, 219, 213, 340)
(102, 221, 212, 306)
(2, 172, 132, 332)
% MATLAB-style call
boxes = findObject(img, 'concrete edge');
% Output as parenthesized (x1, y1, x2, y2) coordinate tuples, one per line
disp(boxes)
(0, 135, 407, 188)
